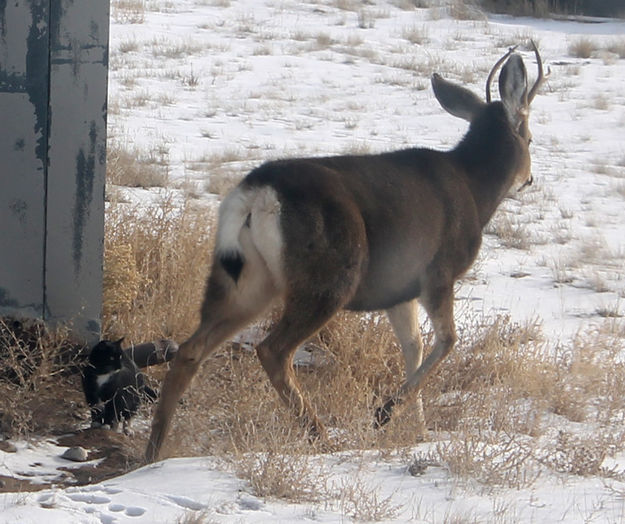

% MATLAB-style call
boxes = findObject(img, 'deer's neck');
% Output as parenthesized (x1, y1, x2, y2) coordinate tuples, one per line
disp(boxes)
(453, 104, 520, 228)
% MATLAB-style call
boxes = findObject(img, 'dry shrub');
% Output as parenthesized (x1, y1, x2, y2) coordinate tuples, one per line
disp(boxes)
(313, 313, 402, 426)
(569, 37, 598, 59)
(106, 141, 168, 189)
(99, 145, 625, 490)
(485, 212, 531, 250)
(307, 312, 436, 449)
(102, 196, 215, 341)
(435, 430, 538, 489)
(424, 316, 549, 431)
(176, 511, 217, 524)
(607, 38, 625, 59)
(540, 430, 625, 477)
(235, 451, 325, 502)
(566, 38, 625, 61)
(0, 318, 83, 437)
(426, 316, 625, 432)
(204, 171, 245, 196)
(566, 326, 625, 425)
(162, 310, 421, 458)
(102, 243, 144, 326)
(0, 319, 81, 388)
(235, 446, 401, 517)
(449, 0, 485, 20)
(111, 0, 146, 24)
(423, 318, 625, 486)
(335, 477, 402, 521)
(156, 303, 625, 467)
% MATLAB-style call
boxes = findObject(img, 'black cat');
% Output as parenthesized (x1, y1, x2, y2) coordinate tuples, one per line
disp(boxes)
(82, 339, 157, 432)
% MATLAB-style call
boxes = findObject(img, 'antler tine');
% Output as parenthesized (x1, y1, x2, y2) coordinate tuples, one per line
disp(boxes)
(527, 40, 547, 104)
(485, 45, 518, 103)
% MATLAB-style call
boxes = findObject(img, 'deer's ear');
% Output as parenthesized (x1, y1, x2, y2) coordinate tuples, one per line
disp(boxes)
(431, 73, 485, 122)
(498, 53, 528, 128)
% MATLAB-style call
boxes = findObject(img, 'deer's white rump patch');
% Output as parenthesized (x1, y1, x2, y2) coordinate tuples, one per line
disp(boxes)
(216, 185, 285, 289)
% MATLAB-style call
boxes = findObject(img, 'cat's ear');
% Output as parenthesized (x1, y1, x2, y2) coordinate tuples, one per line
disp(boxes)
(114, 337, 125, 348)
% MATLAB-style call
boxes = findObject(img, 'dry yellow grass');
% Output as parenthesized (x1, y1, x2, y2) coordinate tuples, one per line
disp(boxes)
(0, 318, 83, 438)
(98, 144, 625, 493)
(102, 195, 215, 342)
(2, 144, 625, 502)
(106, 141, 169, 189)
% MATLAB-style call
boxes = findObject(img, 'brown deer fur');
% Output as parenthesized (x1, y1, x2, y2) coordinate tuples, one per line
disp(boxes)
(145, 44, 545, 462)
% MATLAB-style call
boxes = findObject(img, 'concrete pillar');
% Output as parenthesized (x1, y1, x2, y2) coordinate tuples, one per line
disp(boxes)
(0, 0, 109, 342)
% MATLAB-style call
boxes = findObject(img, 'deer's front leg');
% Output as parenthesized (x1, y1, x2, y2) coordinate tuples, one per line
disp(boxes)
(384, 300, 427, 437)
(376, 286, 456, 429)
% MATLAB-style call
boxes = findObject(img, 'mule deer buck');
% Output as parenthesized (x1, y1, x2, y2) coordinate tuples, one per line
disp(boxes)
(145, 43, 545, 462)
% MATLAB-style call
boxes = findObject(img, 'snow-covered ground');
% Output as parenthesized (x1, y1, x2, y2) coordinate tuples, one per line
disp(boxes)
(2, 1, 625, 522)
(4, 442, 625, 523)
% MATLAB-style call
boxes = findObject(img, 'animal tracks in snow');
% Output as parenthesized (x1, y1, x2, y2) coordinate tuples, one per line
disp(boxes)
(164, 494, 205, 511)
(39, 485, 148, 521)
(67, 492, 111, 504)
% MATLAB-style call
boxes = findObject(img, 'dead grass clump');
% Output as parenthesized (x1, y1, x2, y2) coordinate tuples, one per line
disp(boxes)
(485, 212, 531, 250)
(540, 430, 625, 477)
(315, 32, 334, 50)
(423, 314, 616, 434)
(425, 318, 625, 486)
(106, 142, 169, 189)
(149, 37, 203, 59)
(111, 0, 146, 24)
(194, 148, 248, 170)
(568, 327, 625, 424)
(309, 312, 419, 447)
(607, 38, 625, 59)
(427, 317, 545, 400)
(103, 196, 215, 341)
(204, 172, 245, 196)
(102, 243, 144, 330)
(336, 478, 402, 521)
(163, 326, 290, 457)
(593, 94, 610, 110)
(0, 318, 83, 437)
(449, 1, 485, 21)
(235, 447, 401, 517)
(435, 431, 538, 489)
(0, 319, 78, 388)
(316, 313, 401, 408)
(175, 510, 217, 524)
(334, 0, 359, 10)
(568, 37, 598, 59)
(161, 305, 625, 464)
(401, 25, 429, 45)
(235, 451, 325, 502)
(163, 310, 417, 458)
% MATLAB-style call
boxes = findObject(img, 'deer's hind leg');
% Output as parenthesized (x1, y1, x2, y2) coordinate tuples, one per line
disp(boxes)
(146, 231, 278, 462)
(252, 180, 367, 441)
(256, 289, 353, 442)
(256, 214, 367, 440)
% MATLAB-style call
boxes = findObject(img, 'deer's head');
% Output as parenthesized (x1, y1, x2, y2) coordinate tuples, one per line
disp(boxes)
(431, 42, 545, 192)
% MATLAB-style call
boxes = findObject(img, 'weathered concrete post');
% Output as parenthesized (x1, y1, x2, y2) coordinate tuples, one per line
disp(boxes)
(0, 1, 109, 342)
